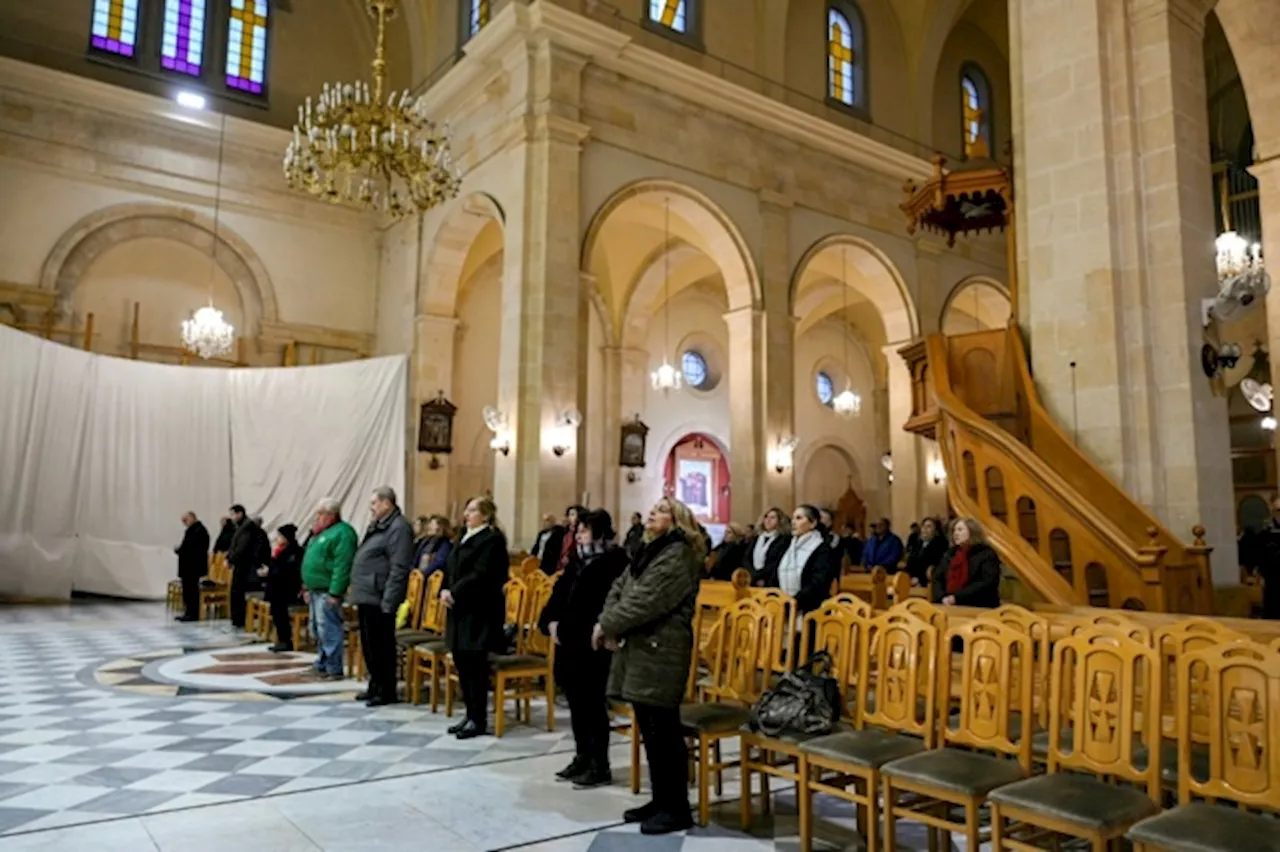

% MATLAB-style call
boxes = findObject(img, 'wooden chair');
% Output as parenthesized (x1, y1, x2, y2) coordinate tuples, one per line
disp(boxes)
(797, 611, 941, 852)
(444, 578, 528, 722)
(749, 587, 796, 674)
(988, 629, 1164, 851)
(1128, 641, 1280, 851)
(487, 573, 557, 737)
(198, 554, 230, 619)
(892, 597, 949, 632)
(1153, 618, 1248, 743)
(740, 600, 864, 830)
(1067, 611, 1154, 645)
(829, 592, 873, 620)
(882, 619, 1036, 851)
(680, 597, 772, 826)
(985, 604, 1052, 729)
(342, 603, 364, 678)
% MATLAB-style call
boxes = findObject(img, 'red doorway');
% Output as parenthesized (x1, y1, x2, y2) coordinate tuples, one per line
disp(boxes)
(663, 433, 730, 523)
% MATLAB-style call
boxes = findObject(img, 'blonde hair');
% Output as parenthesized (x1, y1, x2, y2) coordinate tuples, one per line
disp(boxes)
(466, 496, 503, 533)
(651, 497, 707, 563)
(759, 506, 790, 534)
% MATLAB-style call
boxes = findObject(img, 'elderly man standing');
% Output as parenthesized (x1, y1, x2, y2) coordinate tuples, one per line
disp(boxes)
(300, 498, 358, 675)
(350, 486, 415, 707)
(175, 512, 210, 622)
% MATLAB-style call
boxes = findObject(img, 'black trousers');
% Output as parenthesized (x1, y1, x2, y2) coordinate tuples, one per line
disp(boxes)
(561, 650, 612, 769)
(452, 649, 491, 728)
(269, 598, 293, 648)
(180, 574, 200, 619)
(633, 702, 689, 812)
(229, 564, 248, 627)
(357, 605, 397, 699)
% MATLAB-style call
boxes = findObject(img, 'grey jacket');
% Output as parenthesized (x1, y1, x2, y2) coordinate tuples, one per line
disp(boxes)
(349, 507, 415, 613)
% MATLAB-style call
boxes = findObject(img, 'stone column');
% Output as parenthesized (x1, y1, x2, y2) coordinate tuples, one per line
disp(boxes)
(759, 191, 797, 514)
(492, 40, 590, 546)
(1011, 0, 1235, 575)
(885, 340, 922, 533)
(411, 313, 460, 517)
(723, 306, 766, 525)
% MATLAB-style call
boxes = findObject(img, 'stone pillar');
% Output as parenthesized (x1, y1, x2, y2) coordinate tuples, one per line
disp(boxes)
(1011, 0, 1235, 576)
(411, 313, 459, 517)
(885, 340, 922, 533)
(759, 191, 796, 514)
(492, 40, 590, 546)
(723, 306, 766, 525)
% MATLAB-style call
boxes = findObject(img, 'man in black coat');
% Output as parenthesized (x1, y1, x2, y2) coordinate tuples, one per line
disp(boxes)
(175, 512, 210, 622)
(226, 504, 268, 629)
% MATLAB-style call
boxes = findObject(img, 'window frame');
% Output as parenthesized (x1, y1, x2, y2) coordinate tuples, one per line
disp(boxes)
(458, 0, 490, 48)
(824, 1, 869, 120)
(959, 62, 994, 161)
(86, 0, 272, 109)
(815, 370, 836, 408)
(681, 349, 710, 390)
(641, 0, 704, 51)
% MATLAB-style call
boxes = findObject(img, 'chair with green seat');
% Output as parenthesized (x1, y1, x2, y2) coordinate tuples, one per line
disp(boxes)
(1127, 640, 1280, 852)
(881, 619, 1036, 851)
(796, 610, 941, 852)
(988, 628, 1164, 851)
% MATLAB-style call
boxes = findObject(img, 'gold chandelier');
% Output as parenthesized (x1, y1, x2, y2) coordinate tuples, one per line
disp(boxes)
(283, 0, 461, 218)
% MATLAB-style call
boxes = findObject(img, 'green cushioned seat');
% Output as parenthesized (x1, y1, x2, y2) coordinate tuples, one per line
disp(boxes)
(797, 728, 925, 769)
(988, 773, 1159, 832)
(396, 629, 440, 648)
(1127, 802, 1280, 852)
(490, 654, 546, 671)
(679, 703, 752, 734)
(739, 721, 854, 745)
(413, 639, 448, 655)
(882, 748, 1028, 797)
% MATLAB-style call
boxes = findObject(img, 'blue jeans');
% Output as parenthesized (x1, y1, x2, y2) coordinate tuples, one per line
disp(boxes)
(309, 592, 345, 676)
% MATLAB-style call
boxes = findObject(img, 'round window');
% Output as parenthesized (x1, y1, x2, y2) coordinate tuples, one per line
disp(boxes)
(682, 350, 709, 389)
(816, 371, 835, 407)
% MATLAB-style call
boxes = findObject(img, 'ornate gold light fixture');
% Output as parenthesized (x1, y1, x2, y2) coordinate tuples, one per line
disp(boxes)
(283, 0, 462, 218)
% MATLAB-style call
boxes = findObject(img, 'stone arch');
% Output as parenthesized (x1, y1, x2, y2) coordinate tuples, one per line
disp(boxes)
(795, 438, 865, 496)
(419, 192, 505, 315)
(582, 178, 762, 337)
(939, 274, 1011, 332)
(39, 203, 277, 336)
(1211, 0, 1279, 161)
(790, 234, 919, 343)
(618, 242, 709, 351)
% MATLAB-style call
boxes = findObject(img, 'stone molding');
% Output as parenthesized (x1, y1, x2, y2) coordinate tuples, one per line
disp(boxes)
(257, 320, 374, 355)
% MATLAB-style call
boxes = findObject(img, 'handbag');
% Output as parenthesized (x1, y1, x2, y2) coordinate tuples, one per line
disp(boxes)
(747, 651, 843, 737)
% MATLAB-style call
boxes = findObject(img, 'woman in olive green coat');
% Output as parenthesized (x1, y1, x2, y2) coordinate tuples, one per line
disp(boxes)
(594, 497, 703, 836)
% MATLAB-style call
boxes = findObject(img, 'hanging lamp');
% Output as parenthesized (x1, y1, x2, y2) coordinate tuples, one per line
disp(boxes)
(181, 113, 236, 360)
(650, 197, 682, 392)
(831, 248, 862, 417)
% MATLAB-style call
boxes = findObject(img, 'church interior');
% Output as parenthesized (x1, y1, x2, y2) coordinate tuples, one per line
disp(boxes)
(1, 0, 1279, 849)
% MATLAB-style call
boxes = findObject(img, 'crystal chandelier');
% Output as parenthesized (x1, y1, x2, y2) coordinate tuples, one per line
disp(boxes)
(651, 198, 683, 392)
(1215, 230, 1263, 282)
(182, 113, 235, 360)
(284, 0, 461, 218)
(832, 248, 862, 418)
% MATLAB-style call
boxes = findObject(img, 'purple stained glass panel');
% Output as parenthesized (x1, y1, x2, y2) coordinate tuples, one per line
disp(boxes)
(161, 0, 207, 77)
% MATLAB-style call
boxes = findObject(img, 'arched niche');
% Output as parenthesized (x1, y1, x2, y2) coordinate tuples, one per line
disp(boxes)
(940, 276, 1011, 334)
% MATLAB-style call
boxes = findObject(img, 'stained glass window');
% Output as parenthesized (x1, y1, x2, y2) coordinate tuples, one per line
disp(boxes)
(161, 0, 208, 76)
(682, 351, 708, 389)
(962, 67, 992, 159)
(648, 0, 688, 33)
(827, 6, 864, 109)
(816, 372, 835, 407)
(467, 0, 490, 38)
(226, 0, 269, 95)
(90, 0, 142, 58)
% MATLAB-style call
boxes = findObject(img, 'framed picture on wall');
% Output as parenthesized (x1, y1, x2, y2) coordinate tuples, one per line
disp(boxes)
(417, 391, 457, 469)
(619, 415, 649, 468)
(676, 458, 714, 518)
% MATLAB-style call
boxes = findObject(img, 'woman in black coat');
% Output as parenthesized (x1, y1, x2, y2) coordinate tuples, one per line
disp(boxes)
(538, 509, 628, 788)
(904, 517, 947, 587)
(441, 496, 510, 740)
(931, 517, 1002, 608)
(771, 505, 839, 615)
(262, 524, 303, 652)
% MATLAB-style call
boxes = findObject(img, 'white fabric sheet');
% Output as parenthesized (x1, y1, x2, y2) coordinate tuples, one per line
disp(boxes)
(226, 357, 407, 537)
(0, 323, 407, 601)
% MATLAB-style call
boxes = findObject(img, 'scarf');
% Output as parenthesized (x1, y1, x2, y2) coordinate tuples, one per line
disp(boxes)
(272, 540, 286, 560)
(946, 544, 971, 595)
(557, 523, 577, 572)
(577, 539, 608, 562)
(632, 528, 685, 577)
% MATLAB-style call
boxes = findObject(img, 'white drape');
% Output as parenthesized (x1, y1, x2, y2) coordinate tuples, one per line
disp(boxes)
(0, 325, 406, 601)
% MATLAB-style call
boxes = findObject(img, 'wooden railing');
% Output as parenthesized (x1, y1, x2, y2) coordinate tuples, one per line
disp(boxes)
(902, 329, 1213, 614)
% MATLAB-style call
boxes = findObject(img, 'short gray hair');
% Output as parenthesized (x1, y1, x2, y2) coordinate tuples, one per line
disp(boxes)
(372, 486, 398, 506)
(316, 497, 342, 516)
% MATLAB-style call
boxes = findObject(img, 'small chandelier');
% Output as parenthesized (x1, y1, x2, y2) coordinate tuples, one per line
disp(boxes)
(182, 113, 236, 360)
(1215, 230, 1263, 283)
(284, 0, 462, 218)
(832, 386, 862, 417)
(182, 305, 235, 360)
(651, 198, 683, 393)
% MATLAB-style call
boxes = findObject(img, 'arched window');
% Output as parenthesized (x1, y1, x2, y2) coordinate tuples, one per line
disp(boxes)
(463, 0, 490, 43)
(826, 4, 866, 111)
(89, 0, 271, 99)
(648, 0, 689, 34)
(816, 371, 835, 407)
(682, 350, 709, 389)
(961, 65, 992, 159)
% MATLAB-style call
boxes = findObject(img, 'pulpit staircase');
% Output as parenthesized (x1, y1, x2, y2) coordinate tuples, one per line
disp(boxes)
(900, 327, 1214, 614)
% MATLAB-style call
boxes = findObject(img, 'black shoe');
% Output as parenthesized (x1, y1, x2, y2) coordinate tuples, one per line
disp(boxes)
(176, 615, 198, 622)
(447, 719, 468, 735)
(268, 643, 293, 653)
(556, 757, 588, 781)
(570, 767, 612, 789)
(640, 810, 693, 835)
(365, 694, 399, 707)
(455, 721, 487, 740)
(354, 691, 371, 702)
(623, 801, 662, 824)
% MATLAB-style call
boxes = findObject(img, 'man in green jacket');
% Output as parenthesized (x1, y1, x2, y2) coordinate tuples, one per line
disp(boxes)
(300, 497, 358, 677)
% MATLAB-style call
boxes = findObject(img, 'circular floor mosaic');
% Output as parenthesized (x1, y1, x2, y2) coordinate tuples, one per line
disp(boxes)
(85, 642, 364, 702)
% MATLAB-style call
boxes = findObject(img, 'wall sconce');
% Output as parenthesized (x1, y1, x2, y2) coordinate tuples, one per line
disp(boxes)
(928, 457, 947, 485)
(551, 408, 582, 457)
(768, 435, 798, 474)
(483, 406, 512, 457)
